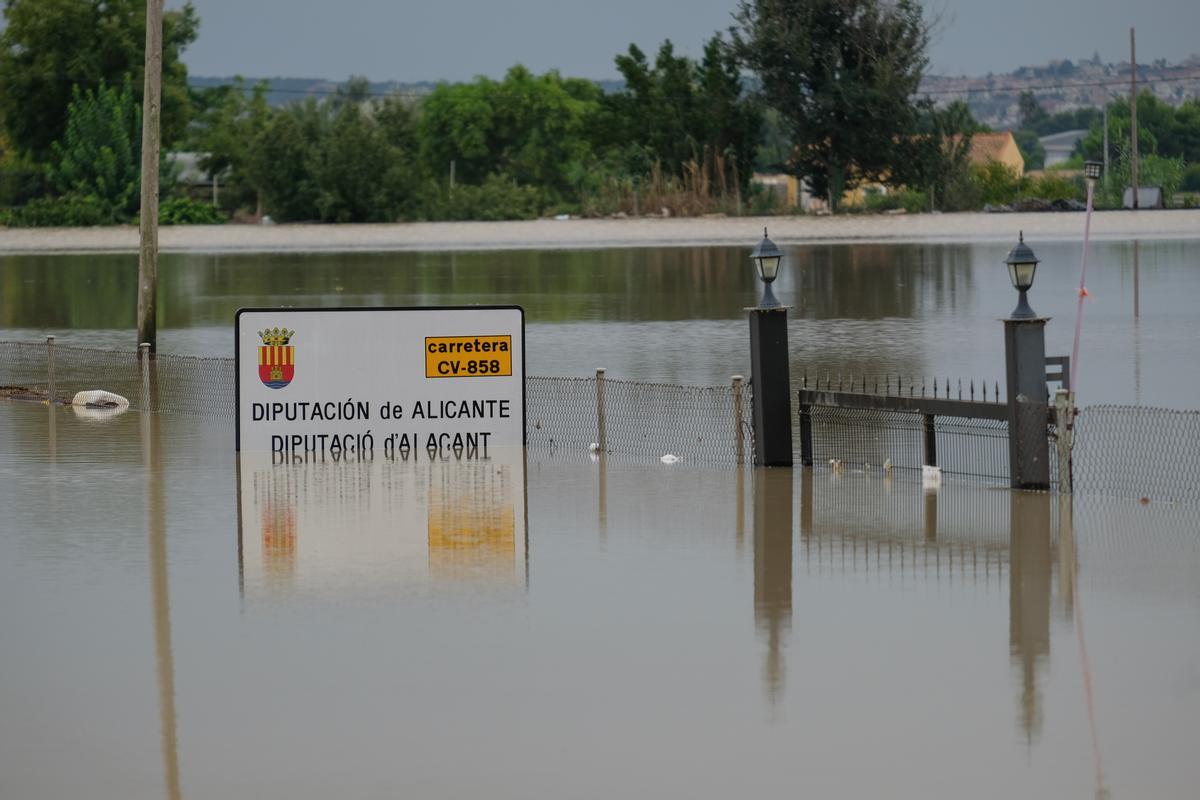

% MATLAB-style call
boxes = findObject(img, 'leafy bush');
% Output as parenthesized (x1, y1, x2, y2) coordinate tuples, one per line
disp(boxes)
(4, 193, 113, 227)
(1024, 173, 1084, 202)
(417, 174, 546, 221)
(863, 187, 928, 213)
(1096, 145, 1185, 208)
(970, 162, 1022, 206)
(1182, 164, 1200, 192)
(159, 197, 225, 225)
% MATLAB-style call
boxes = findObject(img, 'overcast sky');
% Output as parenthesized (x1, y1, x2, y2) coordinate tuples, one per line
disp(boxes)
(172, 0, 1200, 81)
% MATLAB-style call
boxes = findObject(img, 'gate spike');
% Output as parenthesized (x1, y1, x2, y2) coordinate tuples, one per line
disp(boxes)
(995, 381, 1000, 401)
(946, 378, 951, 398)
(933, 379, 937, 398)
(921, 377, 926, 397)
(957, 379, 962, 400)
(803, 370, 808, 389)
(838, 373, 843, 391)
(970, 380, 975, 401)
(874, 377, 879, 394)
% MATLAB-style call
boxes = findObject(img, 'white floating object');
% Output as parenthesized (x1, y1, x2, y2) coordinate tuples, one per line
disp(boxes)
(588, 442, 601, 452)
(71, 390, 129, 409)
(660, 454, 679, 464)
(883, 458, 893, 473)
(922, 465, 942, 486)
(829, 458, 844, 473)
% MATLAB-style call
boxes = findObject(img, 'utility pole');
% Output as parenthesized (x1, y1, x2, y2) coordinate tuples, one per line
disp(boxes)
(137, 0, 164, 352)
(1130, 27, 1139, 210)
(1102, 104, 1109, 176)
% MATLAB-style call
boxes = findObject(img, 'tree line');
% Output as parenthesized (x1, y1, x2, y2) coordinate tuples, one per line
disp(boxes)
(0, 0, 1195, 227)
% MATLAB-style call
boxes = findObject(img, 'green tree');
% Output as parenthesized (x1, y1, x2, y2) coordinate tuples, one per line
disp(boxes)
(46, 77, 141, 221)
(418, 66, 602, 202)
(733, 0, 931, 210)
(189, 78, 271, 212)
(245, 100, 324, 221)
(315, 103, 411, 223)
(602, 37, 761, 192)
(1012, 129, 1045, 171)
(900, 100, 979, 211)
(1017, 91, 1049, 131)
(0, 0, 199, 162)
(1079, 93, 1200, 166)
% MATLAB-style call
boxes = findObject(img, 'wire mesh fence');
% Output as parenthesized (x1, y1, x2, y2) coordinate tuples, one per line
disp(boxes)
(1074, 405, 1200, 504)
(808, 404, 1014, 483)
(527, 373, 753, 465)
(3, 339, 1200, 502)
(0, 339, 235, 417)
(1, 341, 753, 466)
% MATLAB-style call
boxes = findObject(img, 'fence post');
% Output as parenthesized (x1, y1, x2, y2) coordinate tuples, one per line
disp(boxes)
(923, 414, 937, 467)
(1054, 389, 1074, 494)
(140, 342, 151, 412)
(46, 335, 56, 404)
(595, 367, 607, 453)
(798, 402, 814, 467)
(732, 375, 745, 465)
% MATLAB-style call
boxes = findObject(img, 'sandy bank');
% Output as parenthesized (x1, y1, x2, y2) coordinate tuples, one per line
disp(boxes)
(1, 210, 1198, 255)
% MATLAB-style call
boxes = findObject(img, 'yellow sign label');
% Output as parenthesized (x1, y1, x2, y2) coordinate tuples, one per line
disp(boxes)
(425, 335, 513, 378)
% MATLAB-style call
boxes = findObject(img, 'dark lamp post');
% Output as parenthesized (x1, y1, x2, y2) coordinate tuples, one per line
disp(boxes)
(750, 228, 783, 308)
(1005, 231, 1040, 319)
(1083, 160, 1103, 181)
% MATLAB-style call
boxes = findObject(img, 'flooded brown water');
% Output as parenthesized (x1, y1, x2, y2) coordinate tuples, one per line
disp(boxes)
(2, 402, 1198, 798)
(2, 240, 1199, 796)
(1, 239, 1197, 404)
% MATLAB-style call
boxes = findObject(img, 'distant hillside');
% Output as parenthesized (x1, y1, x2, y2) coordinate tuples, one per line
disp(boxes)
(191, 55, 1200, 125)
(921, 54, 1200, 128)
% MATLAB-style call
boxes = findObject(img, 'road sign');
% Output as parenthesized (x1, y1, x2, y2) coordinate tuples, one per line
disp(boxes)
(235, 306, 524, 454)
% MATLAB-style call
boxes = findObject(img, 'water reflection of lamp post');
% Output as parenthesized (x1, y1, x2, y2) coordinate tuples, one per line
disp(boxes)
(747, 228, 793, 467)
(1003, 232, 1051, 490)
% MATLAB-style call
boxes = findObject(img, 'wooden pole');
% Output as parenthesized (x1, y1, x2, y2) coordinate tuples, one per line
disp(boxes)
(137, 0, 164, 352)
(1130, 27, 1139, 210)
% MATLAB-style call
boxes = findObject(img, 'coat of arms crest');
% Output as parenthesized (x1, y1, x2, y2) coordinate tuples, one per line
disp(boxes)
(258, 327, 295, 389)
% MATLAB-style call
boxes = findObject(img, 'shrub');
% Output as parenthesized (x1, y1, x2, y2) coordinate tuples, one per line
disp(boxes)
(1024, 173, 1084, 202)
(970, 162, 1022, 206)
(4, 194, 112, 227)
(416, 173, 546, 221)
(1182, 164, 1200, 192)
(159, 197, 225, 225)
(863, 187, 928, 213)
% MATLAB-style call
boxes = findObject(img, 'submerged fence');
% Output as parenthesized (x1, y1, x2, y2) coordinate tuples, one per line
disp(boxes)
(2, 339, 1199, 503)
(0, 340, 753, 466)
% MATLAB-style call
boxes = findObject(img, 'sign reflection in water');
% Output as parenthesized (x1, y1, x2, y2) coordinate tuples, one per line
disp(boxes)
(237, 448, 528, 601)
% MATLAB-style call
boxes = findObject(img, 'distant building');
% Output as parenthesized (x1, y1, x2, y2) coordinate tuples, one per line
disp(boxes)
(1038, 129, 1087, 168)
(958, 131, 1026, 174)
(167, 151, 227, 203)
